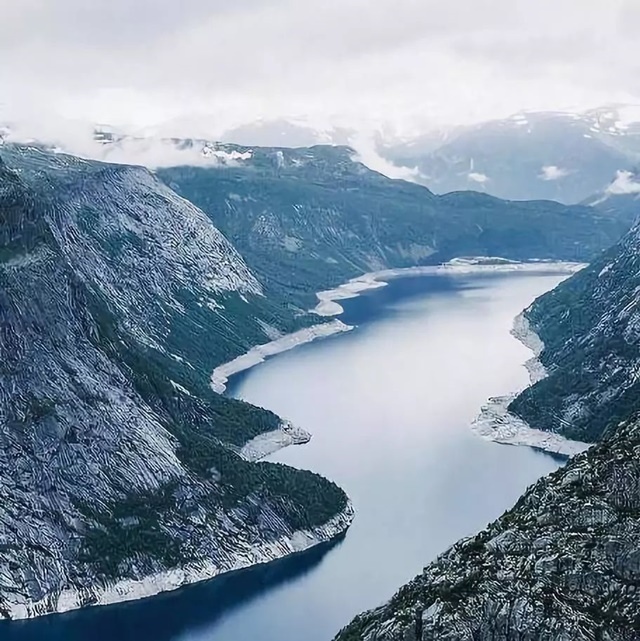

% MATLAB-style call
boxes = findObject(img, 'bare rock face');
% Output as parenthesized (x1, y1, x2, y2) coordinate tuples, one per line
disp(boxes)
(0, 146, 350, 619)
(335, 419, 640, 641)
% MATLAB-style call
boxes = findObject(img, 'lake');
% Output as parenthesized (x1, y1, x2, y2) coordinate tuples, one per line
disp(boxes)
(2, 270, 568, 641)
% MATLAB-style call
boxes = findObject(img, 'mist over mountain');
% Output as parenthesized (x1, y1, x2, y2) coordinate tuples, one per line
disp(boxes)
(382, 105, 640, 204)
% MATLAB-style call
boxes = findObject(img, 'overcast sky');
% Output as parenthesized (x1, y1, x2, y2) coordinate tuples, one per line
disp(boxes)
(1, 0, 639, 140)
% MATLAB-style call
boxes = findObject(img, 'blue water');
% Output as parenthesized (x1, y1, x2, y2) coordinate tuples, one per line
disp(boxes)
(3, 271, 567, 641)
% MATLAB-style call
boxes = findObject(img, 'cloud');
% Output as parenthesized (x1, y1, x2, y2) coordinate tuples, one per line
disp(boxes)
(468, 172, 490, 184)
(350, 133, 421, 181)
(606, 170, 640, 195)
(539, 165, 570, 181)
(1, 0, 639, 142)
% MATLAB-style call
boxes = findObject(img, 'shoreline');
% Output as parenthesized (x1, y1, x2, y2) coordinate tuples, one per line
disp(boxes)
(313, 259, 585, 317)
(471, 310, 591, 457)
(211, 258, 584, 398)
(211, 320, 353, 394)
(211, 257, 587, 460)
(471, 394, 591, 458)
(239, 421, 312, 462)
(10, 259, 585, 621)
(9, 502, 355, 621)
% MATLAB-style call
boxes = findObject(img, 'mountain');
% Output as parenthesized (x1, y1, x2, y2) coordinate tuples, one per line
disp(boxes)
(157, 143, 631, 310)
(509, 214, 640, 443)
(0, 136, 634, 622)
(336, 167, 640, 641)
(219, 119, 354, 148)
(0, 144, 351, 619)
(385, 106, 640, 204)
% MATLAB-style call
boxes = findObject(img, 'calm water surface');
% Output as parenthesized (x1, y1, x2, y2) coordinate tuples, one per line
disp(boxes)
(3, 271, 567, 641)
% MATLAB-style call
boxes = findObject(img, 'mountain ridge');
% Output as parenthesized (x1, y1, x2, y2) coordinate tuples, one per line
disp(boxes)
(0, 145, 352, 619)
(0, 137, 636, 622)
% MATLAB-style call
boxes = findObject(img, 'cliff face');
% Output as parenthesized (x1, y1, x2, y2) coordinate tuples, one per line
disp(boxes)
(509, 218, 640, 443)
(0, 146, 351, 619)
(1, 138, 636, 623)
(335, 418, 640, 641)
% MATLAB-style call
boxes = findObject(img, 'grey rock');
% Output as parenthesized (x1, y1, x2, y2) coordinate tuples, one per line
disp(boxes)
(335, 421, 640, 641)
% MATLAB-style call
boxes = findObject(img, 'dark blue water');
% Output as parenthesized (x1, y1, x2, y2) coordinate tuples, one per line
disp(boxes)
(2, 271, 568, 641)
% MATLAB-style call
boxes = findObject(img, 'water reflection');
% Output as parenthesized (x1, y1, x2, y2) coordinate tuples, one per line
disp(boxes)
(1, 539, 344, 641)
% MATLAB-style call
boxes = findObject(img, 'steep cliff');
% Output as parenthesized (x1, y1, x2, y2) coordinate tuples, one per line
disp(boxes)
(0, 146, 351, 619)
(509, 218, 640, 443)
(335, 417, 640, 641)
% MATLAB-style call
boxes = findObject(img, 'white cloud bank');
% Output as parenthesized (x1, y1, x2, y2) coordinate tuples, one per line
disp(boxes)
(539, 165, 570, 181)
(1, 0, 640, 143)
(350, 133, 422, 181)
(468, 172, 490, 184)
(606, 170, 640, 195)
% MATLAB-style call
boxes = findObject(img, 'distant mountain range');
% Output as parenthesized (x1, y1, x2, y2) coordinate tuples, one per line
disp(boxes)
(383, 105, 640, 204)
(4, 104, 640, 209)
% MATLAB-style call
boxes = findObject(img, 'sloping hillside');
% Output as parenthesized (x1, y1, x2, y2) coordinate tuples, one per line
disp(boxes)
(158, 143, 630, 309)
(0, 147, 351, 619)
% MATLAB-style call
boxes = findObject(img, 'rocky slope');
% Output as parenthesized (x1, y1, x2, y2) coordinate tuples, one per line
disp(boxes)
(509, 216, 640, 443)
(0, 138, 636, 624)
(0, 146, 351, 619)
(157, 143, 630, 310)
(335, 416, 640, 641)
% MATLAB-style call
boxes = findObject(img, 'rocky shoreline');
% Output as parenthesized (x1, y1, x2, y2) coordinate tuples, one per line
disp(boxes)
(239, 421, 312, 462)
(210, 320, 353, 394)
(471, 310, 591, 457)
(471, 394, 591, 457)
(10, 502, 355, 621)
(211, 261, 584, 397)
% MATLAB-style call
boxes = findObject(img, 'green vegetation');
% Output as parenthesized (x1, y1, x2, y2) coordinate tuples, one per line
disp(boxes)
(77, 485, 184, 577)
(509, 234, 640, 442)
(158, 147, 630, 311)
